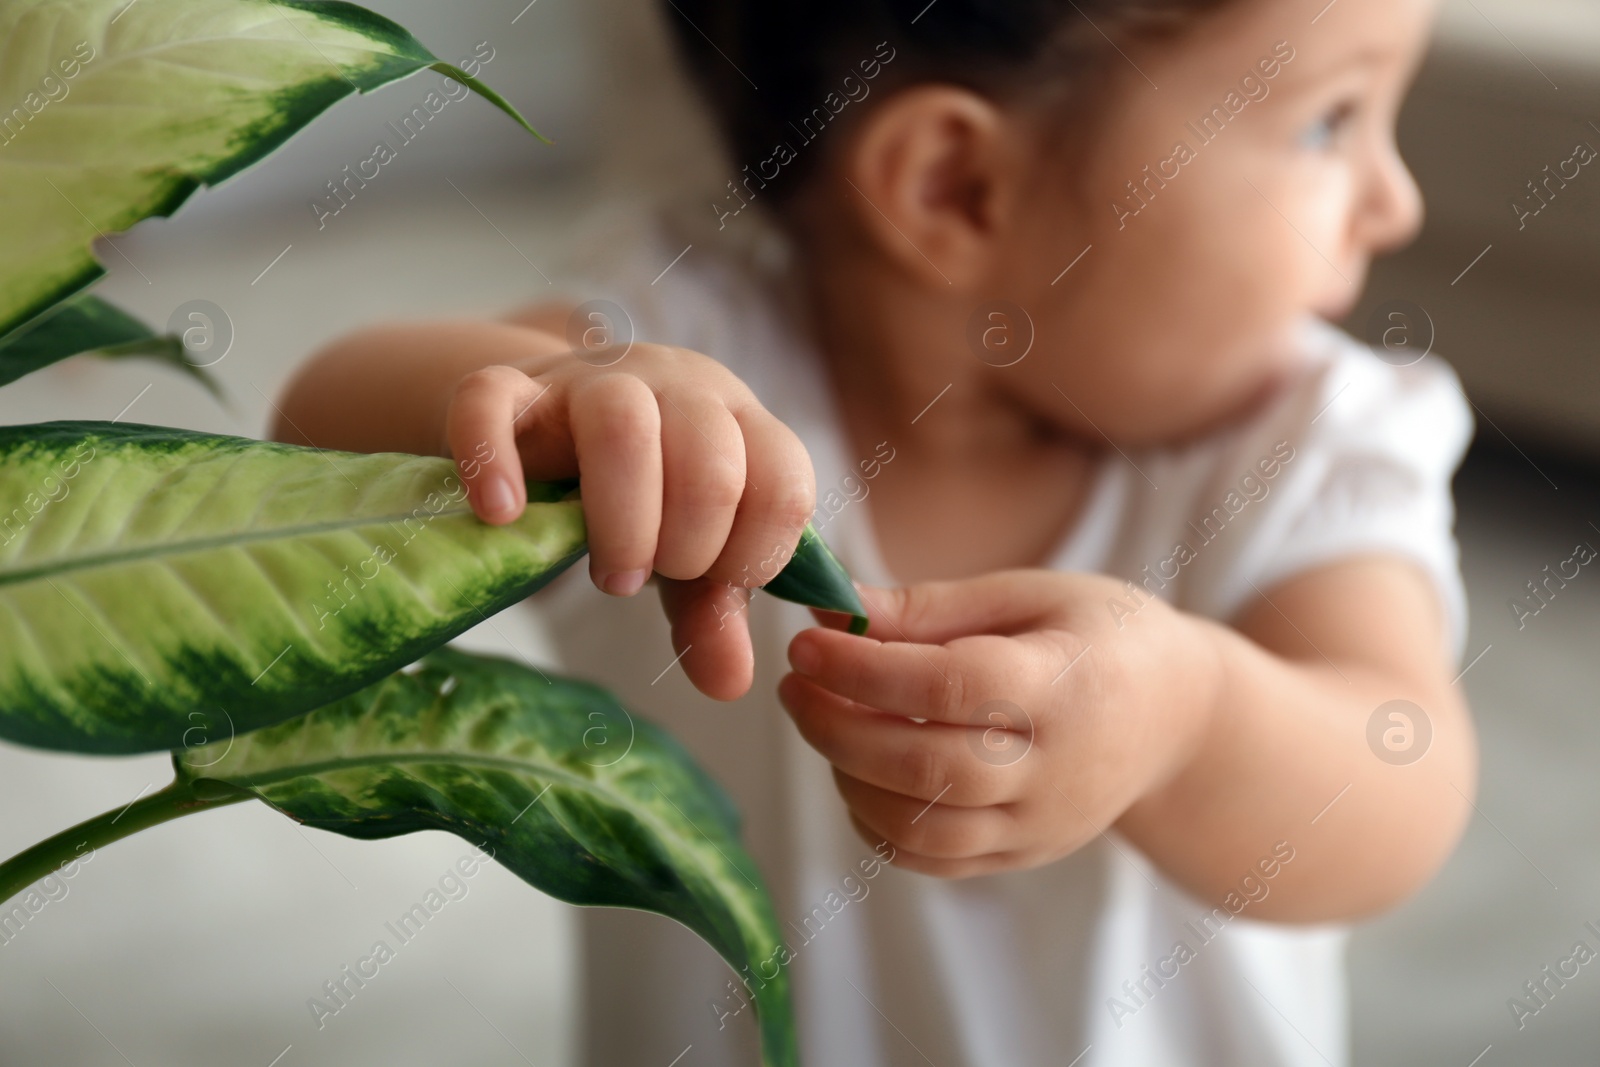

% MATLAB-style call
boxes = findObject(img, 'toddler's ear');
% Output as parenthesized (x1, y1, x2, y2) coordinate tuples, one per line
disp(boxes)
(837, 85, 1021, 292)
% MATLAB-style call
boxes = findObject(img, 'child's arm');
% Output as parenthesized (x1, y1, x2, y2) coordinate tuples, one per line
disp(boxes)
(779, 557, 1475, 922)
(271, 311, 819, 702)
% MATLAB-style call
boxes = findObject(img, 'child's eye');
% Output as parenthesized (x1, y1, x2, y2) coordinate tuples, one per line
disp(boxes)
(1301, 101, 1358, 150)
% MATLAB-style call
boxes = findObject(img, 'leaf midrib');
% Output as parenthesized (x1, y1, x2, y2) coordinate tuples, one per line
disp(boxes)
(0, 502, 571, 588)
(63, 25, 404, 79)
(199, 748, 599, 790)
(200, 748, 747, 898)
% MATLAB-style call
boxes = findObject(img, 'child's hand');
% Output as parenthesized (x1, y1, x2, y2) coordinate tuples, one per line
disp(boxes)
(778, 571, 1223, 878)
(441, 341, 817, 702)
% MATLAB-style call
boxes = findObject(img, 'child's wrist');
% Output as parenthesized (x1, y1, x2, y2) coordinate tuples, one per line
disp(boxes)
(1144, 607, 1231, 799)
(1185, 614, 1231, 767)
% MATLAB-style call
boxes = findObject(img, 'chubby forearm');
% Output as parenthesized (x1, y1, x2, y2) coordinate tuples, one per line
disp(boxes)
(269, 320, 567, 456)
(1116, 614, 1477, 923)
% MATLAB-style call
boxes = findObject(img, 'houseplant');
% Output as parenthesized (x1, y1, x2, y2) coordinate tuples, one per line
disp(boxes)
(0, 4, 867, 1064)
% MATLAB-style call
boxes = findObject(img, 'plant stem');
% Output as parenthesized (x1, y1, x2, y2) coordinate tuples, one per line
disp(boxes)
(0, 778, 251, 906)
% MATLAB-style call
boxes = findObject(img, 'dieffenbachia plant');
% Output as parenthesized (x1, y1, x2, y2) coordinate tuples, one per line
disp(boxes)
(0, 3, 868, 1064)
(0, 649, 804, 1067)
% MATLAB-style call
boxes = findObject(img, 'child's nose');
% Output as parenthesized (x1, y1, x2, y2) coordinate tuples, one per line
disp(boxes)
(1357, 140, 1425, 258)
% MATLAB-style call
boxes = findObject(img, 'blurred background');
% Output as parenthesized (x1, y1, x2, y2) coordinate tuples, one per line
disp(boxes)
(0, 0, 1596, 1064)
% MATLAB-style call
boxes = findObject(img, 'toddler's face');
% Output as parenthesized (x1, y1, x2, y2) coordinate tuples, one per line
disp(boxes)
(1005, 0, 1441, 444)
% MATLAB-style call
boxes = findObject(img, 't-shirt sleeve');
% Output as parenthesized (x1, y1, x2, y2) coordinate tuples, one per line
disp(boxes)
(1206, 339, 1476, 664)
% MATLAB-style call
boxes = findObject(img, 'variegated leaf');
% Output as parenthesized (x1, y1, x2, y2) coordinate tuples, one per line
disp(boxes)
(0, 0, 544, 346)
(0, 421, 588, 753)
(177, 646, 799, 1067)
(0, 421, 866, 754)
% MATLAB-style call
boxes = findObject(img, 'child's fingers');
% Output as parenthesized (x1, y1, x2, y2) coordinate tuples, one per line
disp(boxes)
(444, 365, 546, 524)
(705, 407, 816, 587)
(844, 812, 1019, 880)
(853, 572, 1068, 644)
(652, 389, 746, 581)
(657, 576, 755, 702)
(569, 375, 664, 596)
(807, 605, 861, 632)
(787, 629, 1032, 725)
(778, 673, 1027, 806)
(832, 768, 1020, 860)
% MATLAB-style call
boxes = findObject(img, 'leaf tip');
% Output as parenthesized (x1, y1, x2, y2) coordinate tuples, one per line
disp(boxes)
(429, 62, 551, 143)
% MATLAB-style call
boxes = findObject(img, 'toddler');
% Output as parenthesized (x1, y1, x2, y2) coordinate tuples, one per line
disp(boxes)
(275, 0, 1476, 1062)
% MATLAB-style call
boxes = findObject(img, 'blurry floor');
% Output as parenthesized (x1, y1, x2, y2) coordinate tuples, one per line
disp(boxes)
(0, 175, 1597, 1065)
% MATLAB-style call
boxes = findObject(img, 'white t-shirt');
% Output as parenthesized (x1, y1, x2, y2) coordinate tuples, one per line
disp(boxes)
(525, 216, 1474, 1067)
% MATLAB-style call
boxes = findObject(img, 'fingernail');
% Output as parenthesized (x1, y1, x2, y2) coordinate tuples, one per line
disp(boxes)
(603, 568, 649, 596)
(789, 639, 820, 676)
(481, 475, 516, 520)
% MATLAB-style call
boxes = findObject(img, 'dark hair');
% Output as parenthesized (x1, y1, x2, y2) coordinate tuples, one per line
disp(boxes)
(660, 0, 1238, 205)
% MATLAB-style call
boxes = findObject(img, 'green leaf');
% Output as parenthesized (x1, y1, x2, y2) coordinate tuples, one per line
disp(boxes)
(175, 646, 798, 1067)
(0, 294, 163, 386)
(0, 422, 863, 755)
(0, 0, 546, 341)
(762, 524, 869, 634)
(0, 421, 589, 754)
(427, 62, 546, 141)
(0, 294, 224, 399)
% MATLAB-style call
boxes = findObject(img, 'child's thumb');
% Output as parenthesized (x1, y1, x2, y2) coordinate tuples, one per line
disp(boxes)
(849, 571, 1060, 645)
